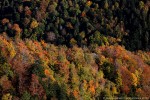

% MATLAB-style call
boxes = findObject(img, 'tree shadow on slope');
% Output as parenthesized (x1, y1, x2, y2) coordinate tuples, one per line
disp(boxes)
(27, 60, 71, 100)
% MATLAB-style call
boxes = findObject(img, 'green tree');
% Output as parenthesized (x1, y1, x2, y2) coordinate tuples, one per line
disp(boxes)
(21, 91, 31, 100)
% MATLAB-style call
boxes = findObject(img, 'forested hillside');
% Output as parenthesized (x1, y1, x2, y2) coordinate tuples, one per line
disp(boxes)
(0, 0, 150, 100)
(0, 0, 149, 50)
(0, 34, 150, 99)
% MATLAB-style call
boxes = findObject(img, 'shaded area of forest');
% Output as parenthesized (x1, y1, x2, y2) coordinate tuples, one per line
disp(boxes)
(0, 0, 149, 50)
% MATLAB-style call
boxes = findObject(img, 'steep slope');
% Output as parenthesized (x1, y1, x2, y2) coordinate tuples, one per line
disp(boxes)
(0, 34, 149, 99)
(0, 0, 149, 50)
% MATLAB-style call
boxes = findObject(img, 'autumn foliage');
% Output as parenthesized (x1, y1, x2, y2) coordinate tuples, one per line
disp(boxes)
(0, 34, 149, 99)
(0, 0, 149, 99)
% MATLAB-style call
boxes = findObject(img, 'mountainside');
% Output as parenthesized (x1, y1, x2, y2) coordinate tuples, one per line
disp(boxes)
(0, 34, 149, 99)
(0, 0, 149, 50)
(0, 0, 150, 100)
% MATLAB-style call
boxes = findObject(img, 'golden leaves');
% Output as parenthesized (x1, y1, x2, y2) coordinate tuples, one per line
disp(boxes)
(44, 69, 55, 81)
(86, 1, 92, 7)
(1, 93, 12, 100)
(0, 36, 16, 59)
(30, 20, 39, 29)
(131, 73, 138, 87)
(112, 86, 118, 94)
(70, 38, 77, 45)
(66, 22, 73, 29)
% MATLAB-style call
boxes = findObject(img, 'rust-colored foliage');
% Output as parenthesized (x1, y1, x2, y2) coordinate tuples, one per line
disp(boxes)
(24, 6, 32, 16)
(0, 76, 12, 92)
(120, 67, 132, 93)
(121, 85, 130, 94)
(12, 24, 22, 35)
(1, 18, 9, 25)
(136, 88, 146, 97)
(72, 90, 79, 98)
(39, 0, 49, 12)
(29, 74, 46, 99)
(25, 9, 32, 16)
(0, 35, 149, 99)
(140, 66, 150, 97)
(88, 85, 95, 96)
(81, 11, 86, 17)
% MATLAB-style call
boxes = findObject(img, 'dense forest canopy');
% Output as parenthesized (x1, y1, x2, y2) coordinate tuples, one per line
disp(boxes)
(0, 0, 149, 50)
(0, 0, 150, 100)
(0, 34, 149, 99)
